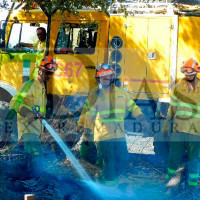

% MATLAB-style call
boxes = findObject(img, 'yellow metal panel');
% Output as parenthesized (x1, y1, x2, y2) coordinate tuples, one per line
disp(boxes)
(146, 17, 172, 94)
(177, 17, 200, 81)
(124, 17, 148, 94)
(1, 54, 23, 89)
(0, 52, 37, 89)
(97, 21, 109, 64)
(109, 16, 172, 99)
(47, 55, 98, 95)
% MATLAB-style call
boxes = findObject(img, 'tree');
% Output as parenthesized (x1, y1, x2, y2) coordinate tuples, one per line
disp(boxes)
(13, 0, 109, 16)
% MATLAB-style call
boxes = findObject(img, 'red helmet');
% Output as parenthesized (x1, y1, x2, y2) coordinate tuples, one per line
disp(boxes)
(39, 56, 57, 72)
(181, 58, 200, 75)
(95, 63, 115, 78)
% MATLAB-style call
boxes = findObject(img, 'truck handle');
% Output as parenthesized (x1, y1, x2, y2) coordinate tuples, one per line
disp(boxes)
(85, 66, 95, 69)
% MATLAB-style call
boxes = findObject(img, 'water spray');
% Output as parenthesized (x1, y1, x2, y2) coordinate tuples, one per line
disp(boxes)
(32, 105, 106, 199)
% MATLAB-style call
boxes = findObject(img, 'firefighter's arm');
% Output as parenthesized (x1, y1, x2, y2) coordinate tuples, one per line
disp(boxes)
(20, 42, 33, 48)
(10, 98, 37, 123)
(82, 128, 94, 144)
(83, 117, 95, 143)
(136, 114, 152, 137)
(9, 80, 32, 114)
(127, 99, 151, 134)
(76, 125, 84, 135)
(14, 42, 33, 48)
(9, 83, 37, 123)
(76, 109, 87, 134)
(76, 98, 91, 134)
(161, 106, 175, 139)
(162, 89, 177, 139)
(18, 106, 35, 117)
(126, 93, 142, 118)
(126, 97, 151, 136)
(19, 106, 38, 124)
(9, 88, 23, 113)
(82, 104, 96, 143)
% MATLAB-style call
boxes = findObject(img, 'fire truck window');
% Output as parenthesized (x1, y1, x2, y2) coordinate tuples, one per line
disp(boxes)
(21, 23, 47, 44)
(8, 23, 47, 51)
(8, 23, 21, 48)
(55, 23, 98, 54)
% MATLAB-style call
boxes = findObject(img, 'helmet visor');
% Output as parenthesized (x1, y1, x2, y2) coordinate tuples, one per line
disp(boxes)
(101, 64, 110, 70)
(180, 66, 197, 75)
(96, 69, 115, 77)
(97, 63, 111, 71)
(43, 63, 58, 72)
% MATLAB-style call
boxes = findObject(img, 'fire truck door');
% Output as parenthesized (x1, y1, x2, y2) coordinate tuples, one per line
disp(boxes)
(123, 17, 148, 94)
(50, 20, 107, 96)
(146, 17, 173, 94)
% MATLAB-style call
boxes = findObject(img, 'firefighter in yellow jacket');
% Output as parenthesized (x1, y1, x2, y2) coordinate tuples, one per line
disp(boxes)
(77, 86, 99, 164)
(17, 27, 46, 53)
(162, 58, 200, 187)
(10, 56, 57, 173)
(83, 63, 150, 185)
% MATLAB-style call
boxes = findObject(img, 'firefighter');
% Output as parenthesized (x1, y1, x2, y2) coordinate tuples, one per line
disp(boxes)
(77, 88, 99, 165)
(9, 56, 57, 176)
(76, 67, 100, 164)
(82, 63, 150, 185)
(162, 58, 200, 188)
(16, 27, 46, 53)
(31, 27, 47, 79)
(76, 68, 121, 164)
(33, 27, 46, 53)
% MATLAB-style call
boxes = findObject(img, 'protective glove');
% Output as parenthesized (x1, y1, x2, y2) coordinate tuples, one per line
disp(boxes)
(162, 119, 173, 139)
(76, 125, 84, 134)
(26, 111, 38, 124)
(19, 106, 39, 124)
(137, 114, 152, 137)
(142, 121, 152, 137)
(82, 128, 93, 145)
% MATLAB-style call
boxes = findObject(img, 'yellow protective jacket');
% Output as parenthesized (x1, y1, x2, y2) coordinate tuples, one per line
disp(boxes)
(77, 87, 99, 127)
(33, 40, 46, 53)
(10, 77, 47, 139)
(84, 86, 142, 142)
(29, 40, 46, 79)
(166, 78, 200, 136)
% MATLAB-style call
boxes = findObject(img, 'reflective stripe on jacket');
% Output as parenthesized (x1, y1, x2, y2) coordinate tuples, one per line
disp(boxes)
(77, 87, 99, 127)
(84, 86, 142, 141)
(10, 77, 47, 139)
(167, 78, 200, 135)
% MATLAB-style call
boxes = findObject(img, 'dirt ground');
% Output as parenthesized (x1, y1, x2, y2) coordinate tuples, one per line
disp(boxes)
(0, 135, 199, 200)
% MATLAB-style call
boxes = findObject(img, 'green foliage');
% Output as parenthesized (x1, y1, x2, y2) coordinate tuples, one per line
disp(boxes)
(0, 0, 9, 9)
(13, 0, 109, 16)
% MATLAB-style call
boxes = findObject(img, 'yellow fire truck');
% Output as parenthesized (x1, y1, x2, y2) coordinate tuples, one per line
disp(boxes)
(1, 3, 200, 153)
(1, 3, 200, 109)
